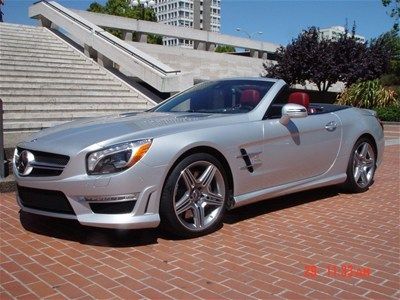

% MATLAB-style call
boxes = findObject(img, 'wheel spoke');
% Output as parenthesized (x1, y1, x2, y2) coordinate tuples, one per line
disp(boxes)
(175, 193, 191, 215)
(354, 166, 362, 182)
(192, 204, 205, 228)
(203, 192, 224, 207)
(360, 143, 368, 158)
(181, 169, 197, 190)
(198, 165, 216, 189)
(354, 154, 361, 165)
(360, 169, 368, 185)
(364, 158, 374, 168)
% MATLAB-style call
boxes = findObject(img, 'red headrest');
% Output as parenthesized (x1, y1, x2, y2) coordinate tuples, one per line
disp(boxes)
(240, 89, 261, 107)
(288, 92, 310, 109)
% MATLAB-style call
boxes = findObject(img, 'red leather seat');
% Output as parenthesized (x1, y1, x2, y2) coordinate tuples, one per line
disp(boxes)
(288, 92, 310, 108)
(240, 89, 261, 107)
(288, 92, 315, 114)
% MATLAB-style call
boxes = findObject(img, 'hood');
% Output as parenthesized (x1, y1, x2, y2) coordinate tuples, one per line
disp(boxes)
(18, 112, 235, 155)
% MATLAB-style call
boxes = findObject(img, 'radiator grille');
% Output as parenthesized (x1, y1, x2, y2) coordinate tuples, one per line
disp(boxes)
(16, 148, 70, 177)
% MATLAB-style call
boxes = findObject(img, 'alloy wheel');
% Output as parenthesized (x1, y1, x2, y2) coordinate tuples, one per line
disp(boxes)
(352, 142, 375, 189)
(173, 161, 225, 231)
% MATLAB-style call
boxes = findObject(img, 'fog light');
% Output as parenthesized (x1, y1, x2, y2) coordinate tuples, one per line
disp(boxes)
(85, 193, 139, 203)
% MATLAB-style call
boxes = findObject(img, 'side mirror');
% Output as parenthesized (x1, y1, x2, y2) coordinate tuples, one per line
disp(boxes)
(279, 103, 308, 125)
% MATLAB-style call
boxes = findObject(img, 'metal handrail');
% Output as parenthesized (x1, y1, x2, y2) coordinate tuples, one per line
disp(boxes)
(34, 0, 180, 75)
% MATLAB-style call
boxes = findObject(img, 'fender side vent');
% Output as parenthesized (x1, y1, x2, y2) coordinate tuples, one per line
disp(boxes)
(240, 149, 254, 173)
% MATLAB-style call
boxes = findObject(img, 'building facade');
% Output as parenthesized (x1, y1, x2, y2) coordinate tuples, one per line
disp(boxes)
(319, 26, 366, 43)
(154, 0, 221, 48)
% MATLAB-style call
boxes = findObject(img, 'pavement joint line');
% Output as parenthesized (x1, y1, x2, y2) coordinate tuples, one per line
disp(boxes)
(384, 131, 400, 134)
(385, 139, 400, 146)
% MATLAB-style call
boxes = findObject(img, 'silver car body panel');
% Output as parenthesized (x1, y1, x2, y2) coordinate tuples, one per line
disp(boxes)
(14, 78, 385, 229)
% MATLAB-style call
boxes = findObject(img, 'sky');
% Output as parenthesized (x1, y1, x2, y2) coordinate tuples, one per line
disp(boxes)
(0, 0, 395, 45)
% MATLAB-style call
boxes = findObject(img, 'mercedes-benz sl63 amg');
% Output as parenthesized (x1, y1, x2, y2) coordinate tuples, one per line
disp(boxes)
(14, 78, 384, 237)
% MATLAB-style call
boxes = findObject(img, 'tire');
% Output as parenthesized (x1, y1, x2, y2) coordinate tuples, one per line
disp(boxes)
(160, 153, 228, 238)
(343, 137, 376, 193)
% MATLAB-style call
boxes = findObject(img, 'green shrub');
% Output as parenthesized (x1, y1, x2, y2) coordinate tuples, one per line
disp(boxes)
(374, 105, 400, 122)
(337, 80, 398, 108)
(380, 74, 400, 86)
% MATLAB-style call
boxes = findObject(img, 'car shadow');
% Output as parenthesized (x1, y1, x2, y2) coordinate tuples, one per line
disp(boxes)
(19, 211, 161, 247)
(20, 186, 340, 247)
(224, 186, 339, 224)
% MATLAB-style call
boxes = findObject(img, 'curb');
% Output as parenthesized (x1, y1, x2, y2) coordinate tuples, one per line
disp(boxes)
(0, 175, 16, 193)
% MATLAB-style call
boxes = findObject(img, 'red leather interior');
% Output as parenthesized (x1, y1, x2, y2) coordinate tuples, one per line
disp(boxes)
(288, 92, 310, 109)
(240, 89, 261, 107)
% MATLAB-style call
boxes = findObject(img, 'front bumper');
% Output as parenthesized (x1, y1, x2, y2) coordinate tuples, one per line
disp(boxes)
(14, 160, 167, 229)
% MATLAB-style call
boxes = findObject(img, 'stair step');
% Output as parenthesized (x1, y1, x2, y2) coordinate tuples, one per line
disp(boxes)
(0, 23, 48, 32)
(0, 46, 76, 56)
(4, 121, 69, 131)
(0, 41, 71, 52)
(0, 68, 110, 81)
(0, 65, 107, 75)
(0, 77, 115, 85)
(0, 27, 53, 36)
(0, 51, 86, 61)
(4, 103, 148, 111)
(0, 44, 75, 55)
(4, 109, 142, 119)
(0, 60, 101, 70)
(0, 36, 67, 47)
(0, 29, 48, 37)
(0, 32, 59, 42)
(0, 83, 128, 90)
(0, 55, 92, 65)
(1, 96, 141, 103)
(0, 55, 89, 65)
(0, 89, 137, 97)
(4, 110, 139, 121)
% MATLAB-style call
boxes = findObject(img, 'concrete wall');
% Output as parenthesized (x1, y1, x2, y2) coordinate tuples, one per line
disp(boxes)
(128, 42, 269, 81)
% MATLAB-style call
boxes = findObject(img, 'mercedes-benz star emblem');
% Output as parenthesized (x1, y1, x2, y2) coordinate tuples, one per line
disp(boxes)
(16, 150, 35, 176)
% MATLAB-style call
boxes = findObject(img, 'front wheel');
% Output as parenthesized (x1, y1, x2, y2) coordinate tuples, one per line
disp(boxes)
(160, 153, 228, 238)
(343, 138, 376, 193)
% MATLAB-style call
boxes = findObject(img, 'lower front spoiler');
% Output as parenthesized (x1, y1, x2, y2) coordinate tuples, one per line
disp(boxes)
(19, 205, 161, 230)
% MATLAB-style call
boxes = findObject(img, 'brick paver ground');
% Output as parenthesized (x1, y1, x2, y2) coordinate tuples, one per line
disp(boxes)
(1, 138, 399, 299)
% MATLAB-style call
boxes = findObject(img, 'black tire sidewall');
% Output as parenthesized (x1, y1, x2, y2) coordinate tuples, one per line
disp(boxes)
(160, 153, 228, 238)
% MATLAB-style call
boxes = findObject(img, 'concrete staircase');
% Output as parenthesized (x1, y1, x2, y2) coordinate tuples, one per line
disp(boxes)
(0, 22, 155, 148)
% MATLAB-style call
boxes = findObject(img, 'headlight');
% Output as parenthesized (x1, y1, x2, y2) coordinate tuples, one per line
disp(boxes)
(87, 139, 152, 175)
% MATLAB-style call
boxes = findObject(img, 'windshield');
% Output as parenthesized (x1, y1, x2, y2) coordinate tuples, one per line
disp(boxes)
(152, 79, 275, 114)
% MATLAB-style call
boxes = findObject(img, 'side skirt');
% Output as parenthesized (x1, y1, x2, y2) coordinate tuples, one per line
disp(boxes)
(232, 174, 347, 209)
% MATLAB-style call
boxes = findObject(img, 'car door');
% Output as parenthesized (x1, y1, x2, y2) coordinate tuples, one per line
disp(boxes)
(260, 113, 342, 188)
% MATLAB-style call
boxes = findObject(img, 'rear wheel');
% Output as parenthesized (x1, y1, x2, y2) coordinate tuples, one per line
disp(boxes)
(160, 153, 228, 238)
(343, 138, 376, 193)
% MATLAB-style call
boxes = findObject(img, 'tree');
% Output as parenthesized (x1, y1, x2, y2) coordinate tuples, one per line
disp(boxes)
(376, 29, 400, 88)
(264, 27, 391, 91)
(87, 0, 162, 44)
(382, 0, 400, 30)
(88, 0, 156, 20)
(215, 45, 236, 53)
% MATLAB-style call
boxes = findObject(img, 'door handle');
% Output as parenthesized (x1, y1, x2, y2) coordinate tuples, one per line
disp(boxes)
(325, 121, 337, 131)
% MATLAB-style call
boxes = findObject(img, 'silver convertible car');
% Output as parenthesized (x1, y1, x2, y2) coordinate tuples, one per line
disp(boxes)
(14, 78, 384, 237)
